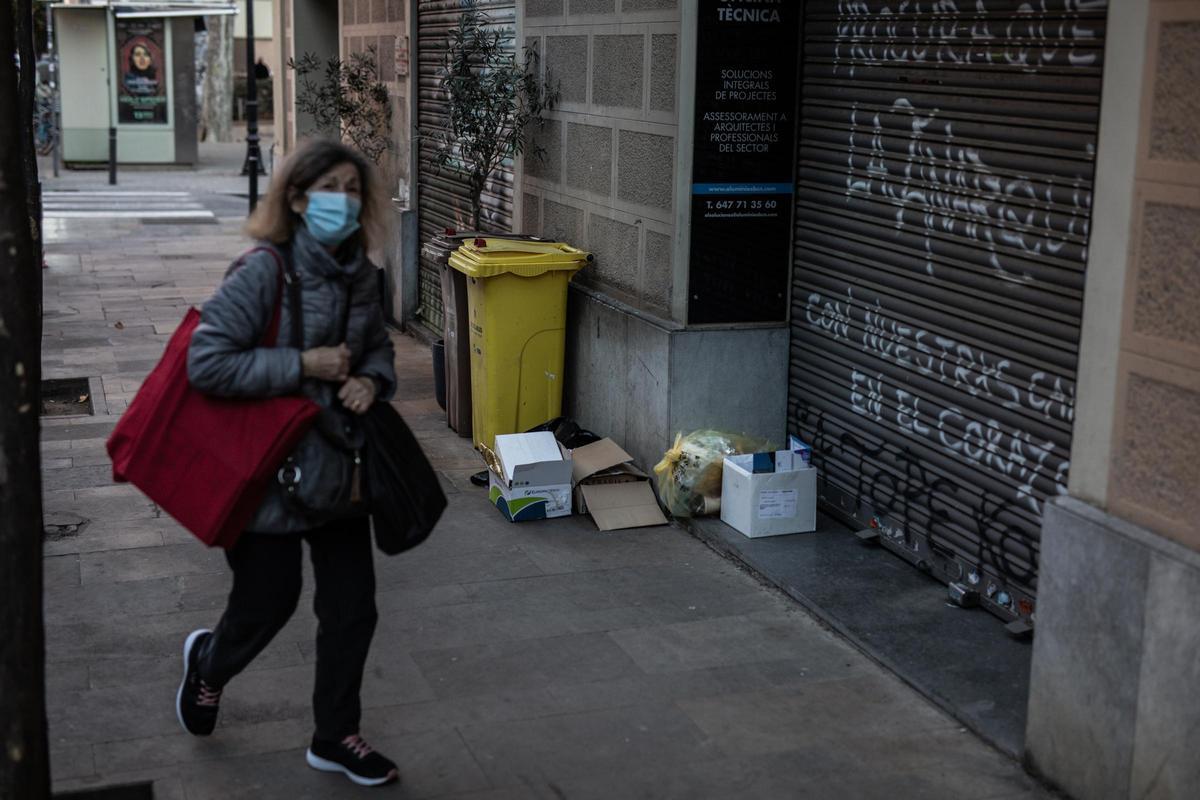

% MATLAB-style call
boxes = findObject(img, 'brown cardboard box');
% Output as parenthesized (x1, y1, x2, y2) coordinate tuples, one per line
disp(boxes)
(570, 439, 668, 531)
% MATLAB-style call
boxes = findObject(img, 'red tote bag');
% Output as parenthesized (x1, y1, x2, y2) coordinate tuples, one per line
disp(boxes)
(107, 250, 319, 548)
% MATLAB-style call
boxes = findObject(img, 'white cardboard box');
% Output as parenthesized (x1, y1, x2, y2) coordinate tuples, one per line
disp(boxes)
(481, 432, 573, 522)
(720, 452, 817, 538)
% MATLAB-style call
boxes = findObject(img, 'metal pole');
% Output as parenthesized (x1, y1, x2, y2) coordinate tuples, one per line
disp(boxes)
(108, 128, 117, 185)
(47, 5, 60, 177)
(242, 0, 262, 213)
(105, 6, 116, 185)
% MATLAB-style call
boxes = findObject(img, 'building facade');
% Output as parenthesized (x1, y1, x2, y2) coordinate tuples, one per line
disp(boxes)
(271, 3, 1200, 796)
(1024, 1, 1200, 798)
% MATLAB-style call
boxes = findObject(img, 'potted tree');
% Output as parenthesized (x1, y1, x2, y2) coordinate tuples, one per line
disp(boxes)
(428, 2, 557, 231)
(288, 47, 394, 165)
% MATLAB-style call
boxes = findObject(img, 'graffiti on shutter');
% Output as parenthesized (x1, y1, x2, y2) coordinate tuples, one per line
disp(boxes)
(790, 0, 1108, 623)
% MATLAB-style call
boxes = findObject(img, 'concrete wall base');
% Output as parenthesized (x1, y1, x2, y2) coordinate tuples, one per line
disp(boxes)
(1025, 496, 1200, 800)
(564, 284, 788, 475)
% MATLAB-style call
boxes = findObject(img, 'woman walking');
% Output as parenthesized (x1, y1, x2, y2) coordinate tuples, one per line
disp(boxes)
(176, 139, 399, 787)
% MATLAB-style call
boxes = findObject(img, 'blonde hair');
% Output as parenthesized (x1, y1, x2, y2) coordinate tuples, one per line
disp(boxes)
(245, 138, 389, 252)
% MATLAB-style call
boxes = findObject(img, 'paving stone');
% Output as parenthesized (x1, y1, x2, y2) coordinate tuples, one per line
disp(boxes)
(93, 718, 311, 775)
(512, 519, 703, 574)
(45, 525, 175, 560)
(458, 703, 722, 788)
(41, 465, 121, 492)
(541, 751, 835, 800)
(79, 543, 227, 584)
(54, 770, 186, 800)
(373, 544, 545, 592)
(48, 680, 192, 744)
(45, 661, 91, 694)
(87, 640, 303, 690)
(175, 731, 487, 800)
(44, 573, 188, 621)
(458, 561, 772, 623)
(411, 631, 643, 699)
(44, 554, 81, 587)
(49, 742, 96, 781)
(676, 674, 957, 758)
(608, 609, 858, 673)
(40, 420, 117, 442)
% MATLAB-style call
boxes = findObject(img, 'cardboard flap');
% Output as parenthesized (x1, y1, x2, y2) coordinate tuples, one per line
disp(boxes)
(585, 463, 647, 483)
(494, 431, 564, 484)
(580, 482, 668, 531)
(571, 438, 637, 484)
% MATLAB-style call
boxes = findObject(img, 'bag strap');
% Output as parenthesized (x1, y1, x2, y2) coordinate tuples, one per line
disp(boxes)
(237, 245, 303, 350)
(338, 274, 353, 344)
(283, 243, 304, 350)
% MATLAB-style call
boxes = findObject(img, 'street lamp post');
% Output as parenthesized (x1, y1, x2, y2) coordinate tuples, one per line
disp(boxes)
(241, 0, 263, 213)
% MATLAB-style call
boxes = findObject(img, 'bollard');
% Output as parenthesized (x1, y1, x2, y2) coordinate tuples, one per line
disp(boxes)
(108, 126, 117, 185)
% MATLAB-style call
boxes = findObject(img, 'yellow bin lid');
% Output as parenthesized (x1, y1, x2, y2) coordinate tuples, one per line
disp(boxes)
(448, 237, 592, 278)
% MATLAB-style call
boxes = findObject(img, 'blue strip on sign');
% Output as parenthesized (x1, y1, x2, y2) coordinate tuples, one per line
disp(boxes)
(692, 182, 795, 195)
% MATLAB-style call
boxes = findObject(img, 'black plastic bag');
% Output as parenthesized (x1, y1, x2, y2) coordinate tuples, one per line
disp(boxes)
(526, 416, 601, 450)
(361, 402, 447, 555)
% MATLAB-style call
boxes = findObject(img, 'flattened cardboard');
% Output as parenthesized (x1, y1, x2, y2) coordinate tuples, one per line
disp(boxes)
(571, 438, 638, 484)
(570, 438, 666, 530)
(579, 482, 668, 531)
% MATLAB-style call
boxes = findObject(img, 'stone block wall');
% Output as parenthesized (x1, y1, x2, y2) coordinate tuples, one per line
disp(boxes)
(1026, 498, 1200, 800)
(1029, 3, 1200, 797)
(521, 0, 681, 320)
(1107, 1, 1200, 552)
(339, 0, 411, 189)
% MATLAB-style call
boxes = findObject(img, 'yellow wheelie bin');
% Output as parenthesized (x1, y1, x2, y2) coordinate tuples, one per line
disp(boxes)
(447, 237, 591, 452)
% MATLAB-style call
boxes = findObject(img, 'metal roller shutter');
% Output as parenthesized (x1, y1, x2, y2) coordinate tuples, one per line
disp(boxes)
(415, 0, 515, 333)
(789, 0, 1108, 624)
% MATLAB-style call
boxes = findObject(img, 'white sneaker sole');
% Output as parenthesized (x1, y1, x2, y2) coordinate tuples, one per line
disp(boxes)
(176, 628, 212, 735)
(306, 749, 397, 787)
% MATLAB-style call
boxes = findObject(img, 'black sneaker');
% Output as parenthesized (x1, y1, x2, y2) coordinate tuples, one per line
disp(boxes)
(306, 734, 399, 787)
(176, 628, 222, 736)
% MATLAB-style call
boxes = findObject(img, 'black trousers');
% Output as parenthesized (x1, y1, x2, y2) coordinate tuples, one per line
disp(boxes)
(196, 516, 378, 741)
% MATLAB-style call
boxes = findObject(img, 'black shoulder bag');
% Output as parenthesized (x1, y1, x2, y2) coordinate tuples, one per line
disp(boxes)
(349, 267, 446, 554)
(361, 402, 447, 554)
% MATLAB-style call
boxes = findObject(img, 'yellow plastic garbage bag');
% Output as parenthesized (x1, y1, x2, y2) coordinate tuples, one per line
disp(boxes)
(654, 430, 770, 518)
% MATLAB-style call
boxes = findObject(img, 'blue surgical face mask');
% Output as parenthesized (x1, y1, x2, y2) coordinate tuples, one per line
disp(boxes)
(303, 191, 362, 246)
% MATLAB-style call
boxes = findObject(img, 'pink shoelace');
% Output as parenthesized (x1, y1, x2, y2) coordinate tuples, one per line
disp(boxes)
(196, 680, 222, 708)
(342, 734, 375, 760)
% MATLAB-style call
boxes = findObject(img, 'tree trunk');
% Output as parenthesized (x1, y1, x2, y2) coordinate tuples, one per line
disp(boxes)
(470, 174, 484, 231)
(201, 14, 234, 143)
(0, 0, 51, 797)
(16, 0, 42, 260)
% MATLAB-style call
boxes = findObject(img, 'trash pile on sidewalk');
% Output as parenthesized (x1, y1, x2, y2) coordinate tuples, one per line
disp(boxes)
(480, 425, 667, 531)
(429, 232, 821, 538)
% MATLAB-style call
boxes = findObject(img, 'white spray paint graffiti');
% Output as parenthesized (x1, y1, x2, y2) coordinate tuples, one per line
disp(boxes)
(842, 98, 1091, 283)
(806, 287, 1074, 424)
(830, 1, 1100, 282)
(808, 288, 1072, 514)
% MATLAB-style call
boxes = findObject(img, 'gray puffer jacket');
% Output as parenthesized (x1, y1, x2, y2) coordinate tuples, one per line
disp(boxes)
(187, 225, 396, 533)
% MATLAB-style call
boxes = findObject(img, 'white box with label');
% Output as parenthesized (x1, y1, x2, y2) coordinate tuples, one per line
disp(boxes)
(720, 452, 817, 538)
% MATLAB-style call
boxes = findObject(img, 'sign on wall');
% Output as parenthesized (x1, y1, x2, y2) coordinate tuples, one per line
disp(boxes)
(688, 0, 799, 324)
(116, 18, 168, 124)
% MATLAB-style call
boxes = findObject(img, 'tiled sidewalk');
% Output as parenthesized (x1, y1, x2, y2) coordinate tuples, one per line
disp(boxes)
(39, 195, 1049, 799)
